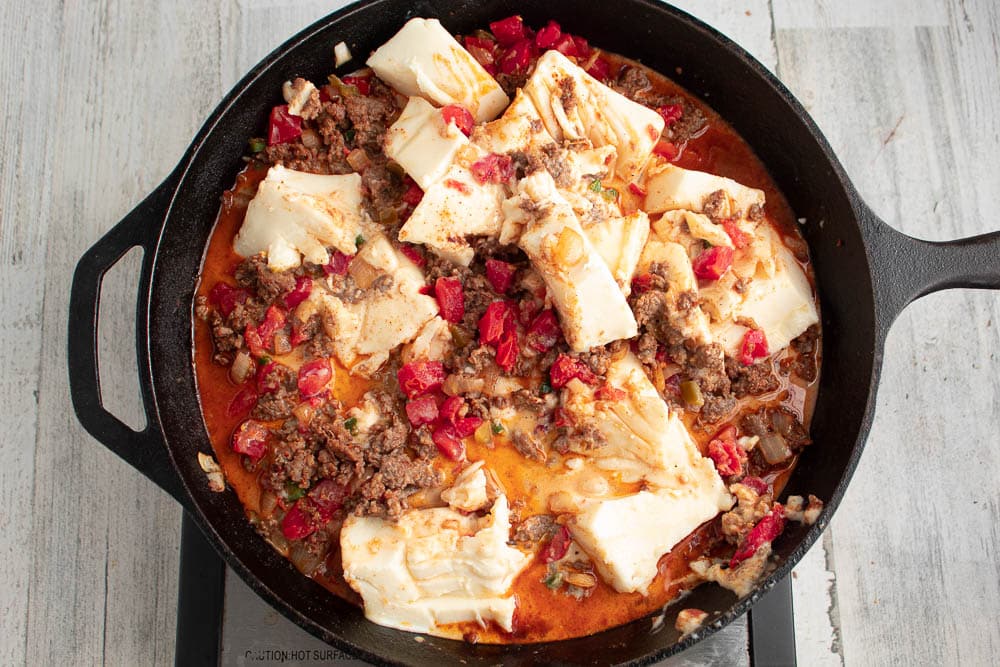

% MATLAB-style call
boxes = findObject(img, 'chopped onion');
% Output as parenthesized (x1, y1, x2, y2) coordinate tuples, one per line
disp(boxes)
(334, 41, 352, 67)
(301, 128, 321, 149)
(229, 350, 253, 384)
(292, 401, 315, 427)
(348, 257, 378, 289)
(758, 432, 792, 464)
(273, 331, 291, 355)
(259, 490, 279, 519)
(442, 373, 485, 396)
(346, 148, 371, 172)
(289, 541, 324, 575)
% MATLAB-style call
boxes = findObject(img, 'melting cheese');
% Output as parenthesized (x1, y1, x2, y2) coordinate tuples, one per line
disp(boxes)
(643, 162, 765, 216)
(385, 96, 469, 190)
(367, 18, 509, 122)
(340, 495, 530, 637)
(234, 166, 365, 270)
(512, 171, 637, 350)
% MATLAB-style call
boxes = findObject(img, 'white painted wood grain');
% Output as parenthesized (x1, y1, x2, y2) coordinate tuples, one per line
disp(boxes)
(1, 0, 996, 665)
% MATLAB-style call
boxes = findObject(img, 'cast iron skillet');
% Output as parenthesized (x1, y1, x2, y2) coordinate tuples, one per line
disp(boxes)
(68, 0, 1000, 663)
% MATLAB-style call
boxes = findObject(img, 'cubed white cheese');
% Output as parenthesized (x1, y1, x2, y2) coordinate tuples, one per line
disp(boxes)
(234, 166, 365, 270)
(385, 96, 469, 190)
(367, 18, 509, 122)
(398, 159, 505, 266)
(340, 495, 530, 637)
(513, 171, 637, 350)
(401, 316, 453, 365)
(708, 240, 819, 356)
(643, 162, 765, 216)
(521, 51, 664, 183)
(582, 210, 650, 292)
(570, 487, 732, 594)
(333, 41, 352, 67)
(319, 234, 439, 375)
(472, 89, 556, 155)
(654, 209, 734, 250)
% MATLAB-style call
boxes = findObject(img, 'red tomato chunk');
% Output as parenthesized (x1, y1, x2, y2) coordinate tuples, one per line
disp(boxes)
(434, 276, 465, 323)
(432, 425, 466, 461)
(485, 258, 516, 294)
(730, 503, 786, 567)
(227, 386, 258, 418)
(722, 219, 750, 249)
(657, 104, 683, 126)
(478, 300, 515, 345)
(489, 15, 526, 46)
(740, 329, 769, 366)
(549, 354, 598, 389)
(494, 328, 519, 372)
(526, 309, 561, 352)
(397, 361, 446, 399)
(297, 358, 332, 397)
(283, 276, 313, 309)
(209, 282, 248, 317)
(708, 438, 746, 477)
(268, 105, 302, 145)
(470, 153, 514, 184)
(534, 20, 562, 49)
(232, 420, 268, 462)
(281, 500, 315, 540)
(441, 104, 475, 136)
(540, 526, 571, 563)
(405, 395, 439, 427)
(341, 75, 370, 96)
(692, 246, 734, 280)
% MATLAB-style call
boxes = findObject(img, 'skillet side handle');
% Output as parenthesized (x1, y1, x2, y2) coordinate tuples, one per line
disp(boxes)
(861, 208, 1000, 327)
(68, 176, 190, 508)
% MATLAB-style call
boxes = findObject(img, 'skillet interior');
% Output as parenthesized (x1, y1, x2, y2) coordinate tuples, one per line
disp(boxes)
(147, 0, 878, 663)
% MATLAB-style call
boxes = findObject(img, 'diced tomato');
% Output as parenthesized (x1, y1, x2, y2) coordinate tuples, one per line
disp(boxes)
(297, 358, 332, 397)
(722, 219, 750, 249)
(712, 424, 738, 443)
(595, 384, 627, 401)
(268, 105, 302, 145)
(730, 503, 786, 567)
(572, 35, 591, 58)
(470, 153, 514, 184)
(227, 386, 258, 418)
(489, 15, 526, 46)
(397, 361, 446, 399)
(432, 425, 466, 461)
(255, 361, 282, 394)
(478, 300, 515, 345)
(549, 354, 598, 389)
(628, 183, 647, 198)
(708, 438, 746, 476)
(324, 251, 353, 276)
(740, 329, 769, 366)
(631, 273, 655, 294)
(209, 282, 248, 317)
(439, 395, 464, 425)
(741, 476, 770, 496)
(499, 38, 533, 75)
(441, 104, 475, 136)
(552, 407, 572, 428)
(485, 259, 516, 294)
(464, 35, 498, 66)
(653, 139, 679, 161)
(402, 178, 424, 206)
(691, 246, 734, 280)
(657, 104, 683, 126)
(341, 75, 370, 96)
(244, 324, 265, 357)
(434, 276, 465, 323)
(283, 276, 312, 309)
(405, 395, 439, 427)
(518, 298, 542, 326)
(400, 244, 426, 267)
(309, 479, 348, 520)
(586, 57, 611, 81)
(455, 416, 483, 438)
(551, 33, 579, 57)
(525, 309, 561, 352)
(280, 500, 315, 540)
(534, 20, 562, 48)
(539, 526, 571, 563)
(495, 328, 518, 372)
(232, 420, 268, 462)
(256, 305, 287, 346)
(289, 324, 310, 347)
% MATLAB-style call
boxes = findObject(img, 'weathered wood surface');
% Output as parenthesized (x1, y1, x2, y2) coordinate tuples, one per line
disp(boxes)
(0, 1, 996, 665)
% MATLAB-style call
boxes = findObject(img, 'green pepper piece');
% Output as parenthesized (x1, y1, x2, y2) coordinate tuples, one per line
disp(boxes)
(680, 380, 704, 408)
(344, 416, 358, 434)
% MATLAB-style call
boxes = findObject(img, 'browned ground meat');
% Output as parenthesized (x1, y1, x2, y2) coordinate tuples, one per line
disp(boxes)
(728, 357, 780, 397)
(741, 406, 811, 451)
(789, 324, 820, 382)
(511, 429, 547, 462)
(512, 514, 558, 546)
(702, 190, 727, 220)
(235, 255, 296, 302)
(253, 364, 299, 421)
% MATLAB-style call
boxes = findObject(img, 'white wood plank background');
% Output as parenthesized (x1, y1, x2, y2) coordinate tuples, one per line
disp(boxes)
(0, 1, 996, 665)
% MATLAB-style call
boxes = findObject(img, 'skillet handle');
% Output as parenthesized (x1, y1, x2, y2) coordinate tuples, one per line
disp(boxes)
(861, 207, 1000, 327)
(68, 174, 190, 509)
